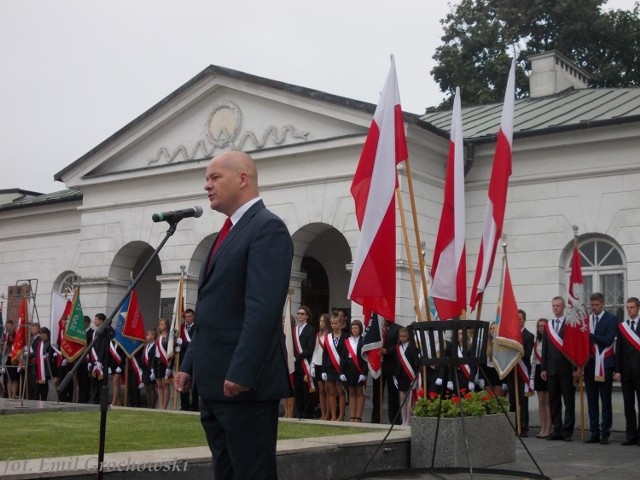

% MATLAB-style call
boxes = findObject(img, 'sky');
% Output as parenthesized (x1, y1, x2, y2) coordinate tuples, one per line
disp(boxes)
(0, 0, 636, 194)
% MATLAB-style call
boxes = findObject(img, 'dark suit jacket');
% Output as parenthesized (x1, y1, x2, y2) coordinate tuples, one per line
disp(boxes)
(294, 323, 316, 373)
(589, 311, 617, 369)
(381, 322, 401, 375)
(615, 319, 640, 379)
(521, 328, 535, 371)
(181, 200, 294, 402)
(541, 320, 574, 376)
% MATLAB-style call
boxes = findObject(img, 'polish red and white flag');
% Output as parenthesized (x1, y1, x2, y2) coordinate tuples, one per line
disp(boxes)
(348, 56, 407, 321)
(431, 87, 466, 320)
(470, 58, 516, 312)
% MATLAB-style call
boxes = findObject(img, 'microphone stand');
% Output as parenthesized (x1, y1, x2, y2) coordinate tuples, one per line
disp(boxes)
(57, 220, 181, 480)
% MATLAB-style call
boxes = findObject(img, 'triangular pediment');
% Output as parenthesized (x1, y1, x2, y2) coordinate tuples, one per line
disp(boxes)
(56, 66, 377, 188)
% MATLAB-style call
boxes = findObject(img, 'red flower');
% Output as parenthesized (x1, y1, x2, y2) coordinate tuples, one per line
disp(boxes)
(452, 396, 460, 403)
(464, 393, 473, 400)
(460, 387, 467, 394)
(481, 395, 490, 402)
(429, 391, 438, 399)
(417, 389, 426, 398)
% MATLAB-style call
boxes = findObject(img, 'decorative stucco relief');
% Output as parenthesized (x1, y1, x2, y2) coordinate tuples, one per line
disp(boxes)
(148, 101, 309, 165)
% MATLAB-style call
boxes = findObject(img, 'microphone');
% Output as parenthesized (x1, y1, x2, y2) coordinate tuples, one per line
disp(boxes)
(152, 206, 203, 223)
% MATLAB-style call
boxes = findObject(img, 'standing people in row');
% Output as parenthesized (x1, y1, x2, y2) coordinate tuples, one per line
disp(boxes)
(542, 296, 576, 441)
(371, 319, 401, 424)
(293, 305, 316, 419)
(584, 292, 617, 444)
(311, 313, 330, 420)
(179, 308, 198, 411)
(155, 318, 173, 410)
(344, 319, 367, 422)
(88, 313, 114, 405)
(395, 327, 419, 426)
(508, 310, 534, 437)
(322, 314, 347, 421)
(614, 297, 640, 446)
(531, 318, 552, 438)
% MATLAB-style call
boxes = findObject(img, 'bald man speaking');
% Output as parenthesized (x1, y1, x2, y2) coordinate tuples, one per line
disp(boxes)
(176, 151, 293, 480)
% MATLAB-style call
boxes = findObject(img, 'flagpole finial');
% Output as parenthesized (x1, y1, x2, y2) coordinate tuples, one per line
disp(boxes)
(572, 225, 579, 239)
(180, 265, 186, 275)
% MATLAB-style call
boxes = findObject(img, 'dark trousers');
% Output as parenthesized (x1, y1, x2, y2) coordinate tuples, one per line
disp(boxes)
(547, 373, 575, 438)
(200, 398, 279, 480)
(293, 370, 314, 418)
(620, 373, 640, 440)
(371, 372, 400, 424)
(77, 364, 91, 403)
(584, 362, 614, 436)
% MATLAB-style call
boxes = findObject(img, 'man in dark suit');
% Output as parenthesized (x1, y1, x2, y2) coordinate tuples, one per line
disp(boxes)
(179, 308, 198, 411)
(370, 319, 401, 424)
(508, 309, 535, 436)
(583, 292, 618, 444)
(614, 297, 640, 446)
(542, 296, 576, 441)
(293, 305, 316, 418)
(176, 151, 293, 480)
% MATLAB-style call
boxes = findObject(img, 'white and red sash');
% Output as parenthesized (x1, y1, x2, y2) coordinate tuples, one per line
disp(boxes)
(181, 324, 192, 344)
(326, 333, 341, 373)
(533, 341, 542, 365)
(397, 343, 416, 382)
(90, 347, 104, 380)
(109, 341, 122, 366)
(143, 343, 154, 367)
(345, 337, 363, 374)
(293, 325, 315, 392)
(130, 356, 143, 387)
(590, 342, 614, 382)
(546, 321, 564, 352)
(516, 360, 533, 396)
(35, 338, 46, 384)
(156, 336, 169, 367)
(619, 322, 640, 352)
(458, 347, 471, 380)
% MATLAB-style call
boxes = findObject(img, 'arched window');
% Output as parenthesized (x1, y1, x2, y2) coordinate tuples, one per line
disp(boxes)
(566, 236, 626, 321)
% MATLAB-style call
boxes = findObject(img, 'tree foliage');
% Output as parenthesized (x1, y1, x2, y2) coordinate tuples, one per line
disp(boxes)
(430, 0, 640, 110)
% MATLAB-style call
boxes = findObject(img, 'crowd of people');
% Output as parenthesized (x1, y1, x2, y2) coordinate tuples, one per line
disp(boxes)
(3, 291, 640, 447)
(0, 309, 198, 411)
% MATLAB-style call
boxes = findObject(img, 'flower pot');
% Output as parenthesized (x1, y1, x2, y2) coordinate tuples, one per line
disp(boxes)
(410, 413, 515, 469)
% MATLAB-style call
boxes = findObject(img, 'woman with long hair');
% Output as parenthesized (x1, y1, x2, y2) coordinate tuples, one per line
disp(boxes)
(531, 318, 552, 437)
(311, 313, 330, 420)
(155, 318, 173, 410)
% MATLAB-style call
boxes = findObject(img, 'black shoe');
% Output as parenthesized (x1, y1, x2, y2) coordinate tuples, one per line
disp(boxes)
(546, 434, 560, 441)
(585, 434, 600, 444)
(563, 436, 572, 442)
(621, 438, 638, 445)
(519, 432, 528, 437)
(600, 435, 610, 445)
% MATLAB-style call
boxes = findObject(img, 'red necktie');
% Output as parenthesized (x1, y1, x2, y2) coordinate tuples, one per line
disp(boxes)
(207, 217, 232, 270)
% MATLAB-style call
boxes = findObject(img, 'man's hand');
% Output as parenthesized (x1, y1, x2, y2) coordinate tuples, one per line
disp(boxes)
(223, 380, 249, 397)
(174, 372, 192, 392)
(541, 371, 547, 381)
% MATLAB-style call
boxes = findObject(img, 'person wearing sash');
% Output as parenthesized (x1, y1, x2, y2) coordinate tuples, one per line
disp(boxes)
(583, 292, 617, 444)
(109, 340, 126, 406)
(89, 313, 114, 405)
(155, 318, 173, 410)
(445, 328, 477, 395)
(27, 322, 42, 399)
(507, 310, 535, 437)
(541, 296, 576, 442)
(343, 319, 367, 422)
(293, 305, 316, 419)
(531, 318, 552, 438)
(141, 328, 158, 408)
(614, 297, 640, 445)
(371, 319, 401, 424)
(322, 314, 347, 421)
(394, 327, 419, 426)
(179, 308, 198, 411)
(311, 313, 330, 420)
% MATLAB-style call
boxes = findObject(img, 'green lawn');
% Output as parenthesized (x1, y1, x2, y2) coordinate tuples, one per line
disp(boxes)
(0, 410, 376, 461)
